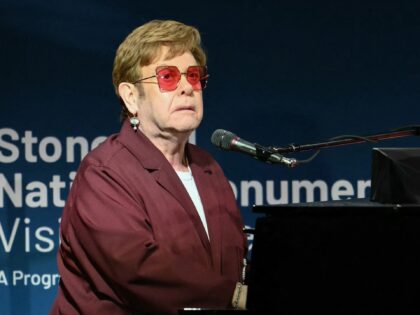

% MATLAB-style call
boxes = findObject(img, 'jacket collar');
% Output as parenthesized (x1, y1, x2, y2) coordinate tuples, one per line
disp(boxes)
(118, 120, 212, 173)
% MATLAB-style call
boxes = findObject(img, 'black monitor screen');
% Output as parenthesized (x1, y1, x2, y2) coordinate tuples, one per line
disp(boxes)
(371, 147, 420, 204)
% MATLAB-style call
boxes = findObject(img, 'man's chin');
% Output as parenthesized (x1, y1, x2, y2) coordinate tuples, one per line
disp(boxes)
(173, 121, 201, 132)
(170, 127, 196, 135)
(162, 123, 198, 136)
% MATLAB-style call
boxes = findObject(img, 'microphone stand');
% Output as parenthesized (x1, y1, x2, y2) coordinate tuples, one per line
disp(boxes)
(270, 126, 420, 156)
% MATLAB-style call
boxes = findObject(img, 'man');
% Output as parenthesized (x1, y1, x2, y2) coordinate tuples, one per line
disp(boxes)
(50, 20, 247, 315)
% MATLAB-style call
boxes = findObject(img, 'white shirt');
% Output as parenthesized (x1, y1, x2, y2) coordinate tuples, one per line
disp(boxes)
(176, 167, 209, 239)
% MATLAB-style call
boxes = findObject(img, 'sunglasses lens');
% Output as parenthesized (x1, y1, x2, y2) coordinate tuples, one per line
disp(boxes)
(156, 66, 180, 91)
(186, 66, 202, 90)
(187, 66, 208, 90)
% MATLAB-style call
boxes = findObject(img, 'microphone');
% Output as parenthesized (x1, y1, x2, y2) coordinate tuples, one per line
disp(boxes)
(211, 129, 297, 167)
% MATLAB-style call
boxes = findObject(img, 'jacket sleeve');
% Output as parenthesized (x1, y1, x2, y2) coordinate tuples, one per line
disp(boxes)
(59, 163, 237, 315)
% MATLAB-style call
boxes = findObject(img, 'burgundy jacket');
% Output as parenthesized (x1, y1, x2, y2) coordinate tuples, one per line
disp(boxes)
(50, 121, 246, 315)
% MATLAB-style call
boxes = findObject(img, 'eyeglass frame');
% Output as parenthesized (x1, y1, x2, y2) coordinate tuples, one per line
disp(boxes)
(131, 65, 209, 92)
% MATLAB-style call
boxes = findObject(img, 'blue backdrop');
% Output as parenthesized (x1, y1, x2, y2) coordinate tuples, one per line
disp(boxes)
(1, 1, 420, 314)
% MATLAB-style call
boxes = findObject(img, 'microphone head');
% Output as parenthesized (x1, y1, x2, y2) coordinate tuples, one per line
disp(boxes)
(211, 129, 237, 150)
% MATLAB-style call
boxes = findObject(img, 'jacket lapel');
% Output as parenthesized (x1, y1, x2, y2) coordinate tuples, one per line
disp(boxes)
(189, 147, 222, 272)
(152, 164, 212, 255)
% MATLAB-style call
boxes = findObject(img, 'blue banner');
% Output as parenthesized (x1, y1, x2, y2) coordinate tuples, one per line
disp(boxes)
(1, 1, 420, 314)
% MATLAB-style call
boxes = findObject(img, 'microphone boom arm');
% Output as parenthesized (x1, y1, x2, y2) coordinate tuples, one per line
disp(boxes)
(271, 126, 420, 154)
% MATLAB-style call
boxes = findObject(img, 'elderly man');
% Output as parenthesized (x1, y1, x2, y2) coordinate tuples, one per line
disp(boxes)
(50, 20, 247, 315)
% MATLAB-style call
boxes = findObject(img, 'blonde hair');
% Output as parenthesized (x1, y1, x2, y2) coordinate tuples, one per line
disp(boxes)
(112, 20, 207, 118)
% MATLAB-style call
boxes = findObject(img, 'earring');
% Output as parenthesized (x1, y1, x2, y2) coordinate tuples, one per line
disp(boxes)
(130, 115, 140, 132)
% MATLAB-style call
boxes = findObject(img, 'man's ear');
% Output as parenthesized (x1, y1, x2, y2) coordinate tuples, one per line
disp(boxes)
(118, 82, 139, 115)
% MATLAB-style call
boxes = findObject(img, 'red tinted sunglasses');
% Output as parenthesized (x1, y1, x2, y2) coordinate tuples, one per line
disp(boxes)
(132, 65, 209, 92)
